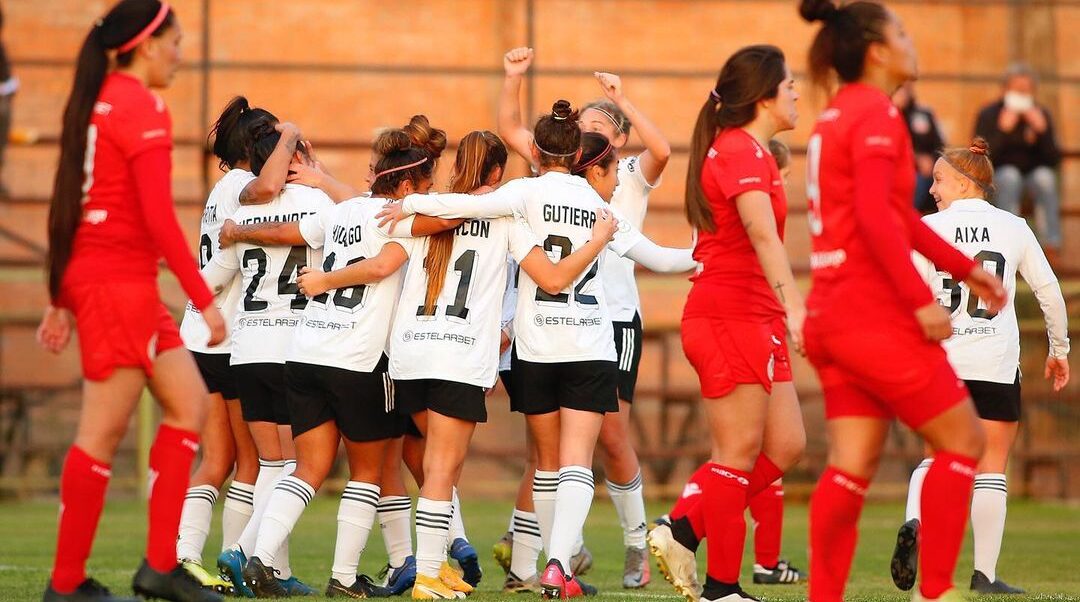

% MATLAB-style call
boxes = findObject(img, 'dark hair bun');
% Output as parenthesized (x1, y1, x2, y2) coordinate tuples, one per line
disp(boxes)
(799, 0, 838, 22)
(551, 100, 579, 122)
(969, 136, 991, 156)
(403, 114, 447, 160)
(373, 129, 413, 156)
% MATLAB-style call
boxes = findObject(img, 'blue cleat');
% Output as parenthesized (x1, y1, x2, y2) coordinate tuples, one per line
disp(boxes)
(449, 538, 482, 587)
(278, 575, 319, 597)
(378, 555, 416, 596)
(216, 548, 254, 598)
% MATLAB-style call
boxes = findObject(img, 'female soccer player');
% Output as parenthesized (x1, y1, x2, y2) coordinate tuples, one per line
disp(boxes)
(380, 101, 695, 599)
(37, 2, 223, 601)
(797, 2, 1007, 602)
(897, 137, 1069, 595)
(499, 48, 674, 588)
(642, 45, 806, 602)
(174, 97, 300, 594)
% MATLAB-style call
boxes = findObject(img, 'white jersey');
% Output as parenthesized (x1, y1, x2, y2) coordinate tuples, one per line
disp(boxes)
(603, 155, 658, 322)
(498, 257, 518, 372)
(389, 217, 539, 387)
(914, 198, 1069, 383)
(202, 184, 332, 365)
(287, 198, 408, 373)
(180, 168, 253, 353)
(402, 172, 648, 364)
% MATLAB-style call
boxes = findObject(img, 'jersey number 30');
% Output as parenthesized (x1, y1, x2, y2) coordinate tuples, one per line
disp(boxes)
(937, 250, 1006, 320)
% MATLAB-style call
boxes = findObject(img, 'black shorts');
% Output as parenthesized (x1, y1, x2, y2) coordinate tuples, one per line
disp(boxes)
(510, 352, 618, 415)
(967, 374, 1021, 422)
(394, 378, 487, 424)
(285, 358, 402, 442)
(193, 352, 239, 400)
(613, 312, 643, 403)
(500, 369, 521, 413)
(234, 363, 290, 425)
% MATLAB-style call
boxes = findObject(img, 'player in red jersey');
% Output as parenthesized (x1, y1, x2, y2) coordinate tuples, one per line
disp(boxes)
(797, 2, 1006, 602)
(36, 2, 224, 601)
(647, 45, 806, 602)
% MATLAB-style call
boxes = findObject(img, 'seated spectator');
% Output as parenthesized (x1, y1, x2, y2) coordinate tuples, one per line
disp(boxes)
(893, 82, 944, 213)
(975, 63, 1062, 257)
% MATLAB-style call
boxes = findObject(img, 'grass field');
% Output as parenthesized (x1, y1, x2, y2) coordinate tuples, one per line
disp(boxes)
(2, 497, 1079, 601)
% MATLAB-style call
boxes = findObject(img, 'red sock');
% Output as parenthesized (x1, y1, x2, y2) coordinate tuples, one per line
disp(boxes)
(920, 451, 977, 599)
(51, 446, 111, 593)
(702, 464, 750, 584)
(670, 462, 710, 539)
(749, 481, 784, 567)
(809, 466, 869, 602)
(146, 424, 199, 573)
(746, 454, 784, 498)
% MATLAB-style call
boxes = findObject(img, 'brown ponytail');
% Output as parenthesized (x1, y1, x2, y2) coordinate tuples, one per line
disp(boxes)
(941, 137, 995, 199)
(801, 0, 889, 94)
(48, 0, 175, 301)
(685, 45, 787, 232)
(420, 132, 509, 315)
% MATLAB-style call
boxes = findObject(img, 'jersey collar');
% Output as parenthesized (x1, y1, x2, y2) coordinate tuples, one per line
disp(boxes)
(943, 198, 990, 211)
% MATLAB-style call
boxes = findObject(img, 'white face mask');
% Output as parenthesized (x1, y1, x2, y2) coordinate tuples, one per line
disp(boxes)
(1003, 90, 1034, 112)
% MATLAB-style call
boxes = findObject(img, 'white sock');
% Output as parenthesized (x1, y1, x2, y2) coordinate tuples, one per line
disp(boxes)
(251, 475, 314, 568)
(449, 487, 468, 544)
(510, 509, 542, 579)
(532, 470, 558, 555)
(176, 485, 218, 562)
(571, 532, 584, 556)
(972, 473, 1008, 583)
(274, 461, 298, 580)
(416, 497, 453, 579)
(606, 472, 647, 548)
(506, 510, 516, 534)
(332, 481, 381, 588)
(222, 481, 255, 551)
(234, 459, 288, 554)
(905, 458, 933, 522)
(548, 466, 595, 569)
(378, 495, 414, 567)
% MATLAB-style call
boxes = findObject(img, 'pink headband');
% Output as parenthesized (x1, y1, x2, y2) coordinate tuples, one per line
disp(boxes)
(572, 142, 613, 175)
(116, 2, 170, 54)
(372, 157, 429, 182)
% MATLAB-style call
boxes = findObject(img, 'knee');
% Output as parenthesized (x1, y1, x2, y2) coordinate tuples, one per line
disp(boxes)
(771, 431, 806, 471)
(292, 462, 330, 491)
(162, 397, 209, 434)
(713, 431, 764, 469)
(827, 446, 882, 481)
(1028, 167, 1059, 194)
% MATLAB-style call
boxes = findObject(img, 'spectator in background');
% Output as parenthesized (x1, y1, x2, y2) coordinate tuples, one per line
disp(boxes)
(0, 3, 17, 199)
(893, 82, 944, 213)
(975, 63, 1062, 259)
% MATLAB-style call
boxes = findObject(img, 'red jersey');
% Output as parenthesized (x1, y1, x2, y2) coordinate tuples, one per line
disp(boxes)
(62, 72, 212, 310)
(685, 127, 786, 321)
(805, 83, 974, 332)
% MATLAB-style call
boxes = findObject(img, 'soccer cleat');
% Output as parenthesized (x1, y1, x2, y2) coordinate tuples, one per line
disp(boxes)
(43, 578, 139, 602)
(622, 545, 650, 588)
(646, 521, 701, 602)
(438, 562, 473, 595)
(501, 571, 541, 594)
(449, 538, 482, 587)
(379, 556, 417, 596)
(539, 558, 595, 599)
(326, 574, 392, 598)
(568, 545, 593, 577)
(410, 574, 464, 599)
(492, 531, 513, 575)
(278, 575, 319, 596)
(241, 556, 287, 598)
(216, 548, 254, 598)
(912, 587, 968, 602)
(970, 570, 1024, 595)
(700, 585, 760, 602)
(132, 559, 225, 602)
(180, 559, 235, 595)
(891, 518, 921, 591)
(752, 559, 802, 584)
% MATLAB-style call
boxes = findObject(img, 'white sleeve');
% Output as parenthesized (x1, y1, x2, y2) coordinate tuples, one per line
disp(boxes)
(401, 179, 526, 219)
(622, 237, 696, 273)
(500, 259, 518, 338)
(506, 217, 541, 262)
(610, 156, 654, 229)
(201, 250, 239, 294)
(1032, 280, 1070, 359)
(298, 211, 329, 249)
(1017, 225, 1057, 290)
(371, 219, 418, 258)
(911, 251, 934, 285)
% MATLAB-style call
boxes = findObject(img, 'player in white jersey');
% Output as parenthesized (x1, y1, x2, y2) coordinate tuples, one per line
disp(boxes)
(200, 125, 331, 597)
(380, 102, 694, 598)
(499, 49, 675, 587)
(174, 97, 306, 595)
(896, 138, 1069, 595)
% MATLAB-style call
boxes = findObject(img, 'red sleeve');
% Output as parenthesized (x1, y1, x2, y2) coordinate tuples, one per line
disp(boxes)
(907, 210, 976, 280)
(131, 148, 214, 310)
(709, 143, 771, 200)
(851, 110, 934, 311)
(114, 92, 172, 160)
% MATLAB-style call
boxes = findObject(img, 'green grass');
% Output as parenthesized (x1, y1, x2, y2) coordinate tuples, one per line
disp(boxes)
(2, 498, 1079, 601)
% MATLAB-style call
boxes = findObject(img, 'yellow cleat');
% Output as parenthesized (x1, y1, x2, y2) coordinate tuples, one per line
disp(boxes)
(412, 573, 465, 599)
(912, 588, 969, 602)
(440, 561, 473, 595)
(180, 558, 235, 596)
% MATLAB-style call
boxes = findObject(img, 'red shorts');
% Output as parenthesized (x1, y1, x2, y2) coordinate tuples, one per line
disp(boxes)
(62, 281, 184, 381)
(804, 319, 969, 428)
(681, 317, 791, 399)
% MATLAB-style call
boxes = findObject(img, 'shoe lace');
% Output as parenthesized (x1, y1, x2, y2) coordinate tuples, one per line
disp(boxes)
(377, 563, 391, 580)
